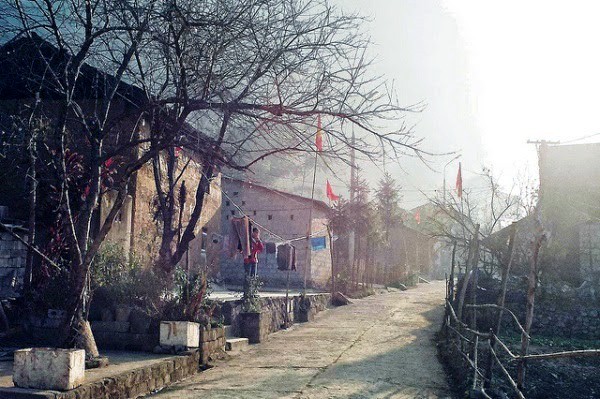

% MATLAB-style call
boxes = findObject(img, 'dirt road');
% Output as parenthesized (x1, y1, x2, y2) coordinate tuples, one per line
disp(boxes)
(151, 281, 452, 399)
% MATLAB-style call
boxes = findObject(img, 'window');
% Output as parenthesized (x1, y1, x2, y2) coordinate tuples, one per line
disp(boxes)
(253, 210, 257, 216)
(233, 191, 239, 196)
(226, 215, 230, 220)
(225, 200, 230, 206)
(311, 236, 327, 250)
(290, 214, 294, 220)
(231, 210, 236, 215)
(241, 200, 246, 206)
(268, 214, 273, 220)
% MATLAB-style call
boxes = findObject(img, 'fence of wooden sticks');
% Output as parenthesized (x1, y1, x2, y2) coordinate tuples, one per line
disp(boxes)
(442, 223, 600, 398)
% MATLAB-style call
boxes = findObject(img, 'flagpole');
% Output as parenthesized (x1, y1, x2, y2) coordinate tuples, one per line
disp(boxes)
(304, 146, 319, 292)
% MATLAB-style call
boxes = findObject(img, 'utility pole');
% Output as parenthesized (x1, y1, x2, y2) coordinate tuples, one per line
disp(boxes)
(348, 128, 356, 285)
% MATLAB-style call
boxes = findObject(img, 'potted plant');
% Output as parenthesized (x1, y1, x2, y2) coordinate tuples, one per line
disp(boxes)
(239, 276, 266, 343)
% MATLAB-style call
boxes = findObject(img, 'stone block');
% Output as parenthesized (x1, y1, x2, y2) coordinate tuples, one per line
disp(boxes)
(91, 321, 130, 333)
(216, 326, 225, 338)
(199, 328, 210, 343)
(160, 321, 200, 348)
(240, 312, 268, 344)
(225, 337, 249, 353)
(13, 348, 85, 391)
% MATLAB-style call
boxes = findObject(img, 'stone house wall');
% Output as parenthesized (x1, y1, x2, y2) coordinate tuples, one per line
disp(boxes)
(0, 228, 27, 298)
(128, 152, 222, 273)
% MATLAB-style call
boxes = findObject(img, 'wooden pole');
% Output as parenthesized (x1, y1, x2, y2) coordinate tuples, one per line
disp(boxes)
(303, 148, 319, 291)
(457, 224, 480, 321)
(449, 241, 457, 301)
(485, 222, 518, 389)
(328, 225, 335, 295)
(517, 219, 544, 389)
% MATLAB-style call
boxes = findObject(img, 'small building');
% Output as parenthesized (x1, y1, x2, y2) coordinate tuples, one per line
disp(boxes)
(220, 177, 331, 289)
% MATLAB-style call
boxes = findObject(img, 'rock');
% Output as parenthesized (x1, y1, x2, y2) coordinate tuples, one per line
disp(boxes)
(332, 292, 353, 306)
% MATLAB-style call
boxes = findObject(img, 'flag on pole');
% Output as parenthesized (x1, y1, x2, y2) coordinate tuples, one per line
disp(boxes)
(456, 162, 463, 198)
(326, 180, 339, 201)
(415, 209, 421, 224)
(315, 114, 323, 152)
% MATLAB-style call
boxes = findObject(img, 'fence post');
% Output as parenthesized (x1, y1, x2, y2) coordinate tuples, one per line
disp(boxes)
(484, 330, 495, 390)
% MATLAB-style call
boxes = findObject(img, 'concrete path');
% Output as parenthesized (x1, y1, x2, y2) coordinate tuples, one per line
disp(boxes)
(150, 281, 453, 399)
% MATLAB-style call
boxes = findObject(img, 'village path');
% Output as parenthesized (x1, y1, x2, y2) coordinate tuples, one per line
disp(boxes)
(150, 281, 453, 399)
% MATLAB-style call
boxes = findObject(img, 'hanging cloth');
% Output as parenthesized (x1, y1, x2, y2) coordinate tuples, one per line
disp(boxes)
(229, 216, 251, 258)
(276, 243, 297, 271)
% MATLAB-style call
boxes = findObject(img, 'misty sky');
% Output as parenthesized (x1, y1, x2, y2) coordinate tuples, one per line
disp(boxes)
(338, 0, 600, 208)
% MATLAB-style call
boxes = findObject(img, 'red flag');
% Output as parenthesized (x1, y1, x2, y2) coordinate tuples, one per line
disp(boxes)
(315, 115, 323, 152)
(415, 210, 421, 224)
(326, 180, 339, 201)
(456, 162, 463, 198)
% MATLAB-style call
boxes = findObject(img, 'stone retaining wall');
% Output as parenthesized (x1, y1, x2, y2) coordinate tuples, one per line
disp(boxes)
(199, 326, 225, 364)
(222, 293, 331, 339)
(0, 350, 200, 399)
(503, 301, 600, 339)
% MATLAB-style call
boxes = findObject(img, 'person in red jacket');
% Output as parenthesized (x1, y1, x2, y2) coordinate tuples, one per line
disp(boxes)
(244, 227, 264, 277)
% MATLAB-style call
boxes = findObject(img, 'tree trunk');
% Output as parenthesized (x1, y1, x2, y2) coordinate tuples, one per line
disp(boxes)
(74, 316, 100, 359)
(457, 224, 480, 321)
(485, 222, 517, 389)
(517, 220, 544, 389)
(24, 130, 37, 294)
(0, 302, 9, 332)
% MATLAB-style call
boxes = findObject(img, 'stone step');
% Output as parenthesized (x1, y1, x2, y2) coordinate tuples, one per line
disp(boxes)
(225, 338, 249, 353)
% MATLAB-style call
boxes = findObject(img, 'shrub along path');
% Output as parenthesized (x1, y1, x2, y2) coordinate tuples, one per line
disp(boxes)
(150, 281, 453, 399)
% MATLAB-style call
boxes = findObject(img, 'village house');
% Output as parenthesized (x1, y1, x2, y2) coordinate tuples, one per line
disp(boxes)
(0, 34, 222, 297)
(219, 176, 332, 289)
(487, 142, 600, 284)
(401, 203, 456, 280)
(374, 222, 439, 285)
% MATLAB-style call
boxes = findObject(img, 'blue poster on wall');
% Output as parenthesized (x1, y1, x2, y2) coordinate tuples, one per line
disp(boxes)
(311, 236, 327, 250)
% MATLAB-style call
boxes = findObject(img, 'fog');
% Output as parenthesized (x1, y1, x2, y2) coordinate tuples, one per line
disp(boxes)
(336, 0, 600, 208)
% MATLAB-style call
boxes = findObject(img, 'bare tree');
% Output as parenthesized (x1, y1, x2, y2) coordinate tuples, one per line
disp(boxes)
(0, 0, 183, 358)
(0, 0, 429, 354)
(128, 0, 428, 275)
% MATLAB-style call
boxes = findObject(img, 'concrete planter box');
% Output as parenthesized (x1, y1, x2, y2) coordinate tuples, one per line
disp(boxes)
(13, 348, 85, 391)
(160, 321, 200, 348)
(240, 312, 268, 343)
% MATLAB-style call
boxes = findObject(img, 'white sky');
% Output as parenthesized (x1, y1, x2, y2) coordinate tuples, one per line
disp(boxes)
(340, 0, 600, 206)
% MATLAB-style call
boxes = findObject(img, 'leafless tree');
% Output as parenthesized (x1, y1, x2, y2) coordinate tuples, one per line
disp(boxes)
(129, 0, 428, 275)
(0, 0, 177, 358)
(0, 0, 428, 355)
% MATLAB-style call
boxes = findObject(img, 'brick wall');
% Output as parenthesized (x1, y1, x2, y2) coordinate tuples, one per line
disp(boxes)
(220, 178, 331, 288)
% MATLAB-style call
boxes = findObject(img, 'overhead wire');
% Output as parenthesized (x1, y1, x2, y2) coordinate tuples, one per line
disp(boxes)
(211, 170, 328, 244)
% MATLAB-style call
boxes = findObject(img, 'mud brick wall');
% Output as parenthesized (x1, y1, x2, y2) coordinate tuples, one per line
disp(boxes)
(220, 177, 332, 289)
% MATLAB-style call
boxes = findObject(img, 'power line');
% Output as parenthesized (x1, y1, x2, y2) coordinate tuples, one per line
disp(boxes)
(214, 171, 328, 244)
